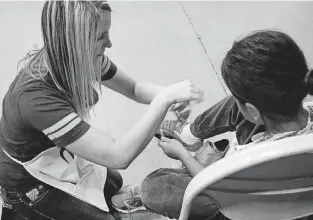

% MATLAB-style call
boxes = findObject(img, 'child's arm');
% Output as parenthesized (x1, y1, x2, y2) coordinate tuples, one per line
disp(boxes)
(179, 150, 205, 177)
(158, 137, 205, 177)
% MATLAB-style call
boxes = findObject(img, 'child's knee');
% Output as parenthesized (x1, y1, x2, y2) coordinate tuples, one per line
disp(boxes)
(140, 168, 173, 204)
(140, 168, 191, 205)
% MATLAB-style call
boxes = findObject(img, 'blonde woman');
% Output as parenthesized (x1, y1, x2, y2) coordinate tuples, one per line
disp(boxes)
(0, 1, 202, 219)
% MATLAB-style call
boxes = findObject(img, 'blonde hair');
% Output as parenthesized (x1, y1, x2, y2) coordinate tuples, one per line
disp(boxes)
(21, 1, 111, 118)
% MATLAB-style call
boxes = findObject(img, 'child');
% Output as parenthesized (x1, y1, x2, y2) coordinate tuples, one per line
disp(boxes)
(112, 30, 313, 220)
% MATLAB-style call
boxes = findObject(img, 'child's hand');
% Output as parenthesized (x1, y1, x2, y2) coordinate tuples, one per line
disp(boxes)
(158, 137, 189, 160)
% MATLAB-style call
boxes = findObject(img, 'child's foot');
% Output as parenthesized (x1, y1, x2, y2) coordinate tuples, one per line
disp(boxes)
(195, 141, 225, 166)
(111, 185, 146, 213)
(157, 119, 203, 152)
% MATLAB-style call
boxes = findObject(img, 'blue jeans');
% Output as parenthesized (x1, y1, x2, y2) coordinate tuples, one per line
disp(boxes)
(141, 168, 222, 220)
(140, 95, 264, 220)
(0, 169, 123, 220)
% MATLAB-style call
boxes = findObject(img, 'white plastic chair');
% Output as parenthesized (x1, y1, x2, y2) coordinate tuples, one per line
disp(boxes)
(179, 133, 313, 220)
(0, 198, 2, 220)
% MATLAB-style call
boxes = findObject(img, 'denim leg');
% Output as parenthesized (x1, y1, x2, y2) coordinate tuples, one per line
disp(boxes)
(190, 95, 264, 145)
(190, 96, 240, 139)
(104, 168, 123, 211)
(29, 185, 115, 220)
(2, 208, 26, 220)
(1, 183, 115, 220)
(104, 169, 123, 198)
(140, 168, 219, 220)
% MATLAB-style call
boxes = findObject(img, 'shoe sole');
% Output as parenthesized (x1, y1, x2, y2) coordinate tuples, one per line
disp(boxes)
(111, 203, 146, 214)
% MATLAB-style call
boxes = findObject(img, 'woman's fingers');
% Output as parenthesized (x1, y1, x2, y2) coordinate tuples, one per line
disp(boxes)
(191, 87, 203, 96)
(190, 87, 204, 102)
(176, 108, 190, 119)
(161, 79, 204, 104)
(171, 102, 189, 112)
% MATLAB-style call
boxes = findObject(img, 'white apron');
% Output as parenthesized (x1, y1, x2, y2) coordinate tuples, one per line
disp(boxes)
(2, 147, 109, 212)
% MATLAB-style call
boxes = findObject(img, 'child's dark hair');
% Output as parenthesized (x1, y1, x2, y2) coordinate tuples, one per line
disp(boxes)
(221, 30, 313, 118)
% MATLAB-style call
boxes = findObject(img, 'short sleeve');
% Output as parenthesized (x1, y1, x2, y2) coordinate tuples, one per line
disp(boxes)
(18, 88, 90, 148)
(101, 54, 118, 81)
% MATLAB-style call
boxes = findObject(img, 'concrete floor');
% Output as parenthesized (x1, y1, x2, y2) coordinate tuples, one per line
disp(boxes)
(0, 2, 313, 219)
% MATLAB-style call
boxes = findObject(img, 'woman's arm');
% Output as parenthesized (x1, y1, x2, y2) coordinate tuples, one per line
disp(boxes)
(179, 151, 205, 177)
(102, 67, 193, 118)
(67, 80, 202, 169)
(66, 95, 169, 169)
(102, 68, 164, 104)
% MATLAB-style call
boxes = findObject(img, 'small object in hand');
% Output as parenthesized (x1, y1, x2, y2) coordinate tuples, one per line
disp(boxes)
(154, 133, 162, 140)
(154, 133, 174, 140)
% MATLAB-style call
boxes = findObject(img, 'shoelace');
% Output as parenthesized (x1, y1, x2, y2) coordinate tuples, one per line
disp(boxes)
(161, 120, 184, 136)
(123, 186, 142, 220)
(123, 186, 135, 200)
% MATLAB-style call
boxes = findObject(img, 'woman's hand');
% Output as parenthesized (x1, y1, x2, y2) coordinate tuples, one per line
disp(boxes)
(158, 137, 189, 160)
(170, 102, 191, 121)
(157, 80, 203, 107)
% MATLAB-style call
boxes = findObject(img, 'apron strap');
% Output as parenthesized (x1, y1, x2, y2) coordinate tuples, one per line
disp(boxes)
(1, 148, 24, 165)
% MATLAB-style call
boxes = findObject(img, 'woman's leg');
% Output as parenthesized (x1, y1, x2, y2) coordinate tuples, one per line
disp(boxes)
(1, 183, 116, 220)
(140, 168, 220, 220)
(1, 208, 25, 220)
(0, 169, 123, 220)
(103, 168, 123, 211)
